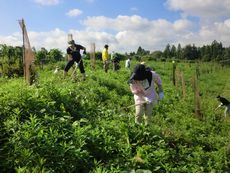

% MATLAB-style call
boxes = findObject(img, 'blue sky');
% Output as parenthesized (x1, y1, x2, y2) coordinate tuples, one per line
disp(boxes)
(0, 0, 230, 53)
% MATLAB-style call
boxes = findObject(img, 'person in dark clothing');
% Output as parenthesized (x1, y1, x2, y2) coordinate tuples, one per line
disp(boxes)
(216, 95, 230, 117)
(64, 40, 86, 80)
(112, 53, 120, 71)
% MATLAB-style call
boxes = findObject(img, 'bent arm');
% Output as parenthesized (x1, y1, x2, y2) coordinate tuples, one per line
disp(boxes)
(153, 73, 163, 92)
(130, 82, 145, 95)
(215, 103, 223, 110)
(153, 72, 164, 100)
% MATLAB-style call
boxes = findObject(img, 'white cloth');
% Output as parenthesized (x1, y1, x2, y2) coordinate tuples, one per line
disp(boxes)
(130, 71, 162, 104)
(125, 59, 131, 68)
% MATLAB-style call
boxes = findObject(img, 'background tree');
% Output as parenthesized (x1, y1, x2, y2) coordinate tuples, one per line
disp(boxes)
(203, 46, 212, 61)
(35, 47, 48, 64)
(171, 45, 176, 58)
(151, 51, 163, 60)
(0, 44, 23, 77)
(223, 48, 230, 61)
(211, 40, 224, 61)
(136, 46, 150, 55)
(176, 43, 182, 59)
(48, 49, 64, 62)
(163, 44, 171, 59)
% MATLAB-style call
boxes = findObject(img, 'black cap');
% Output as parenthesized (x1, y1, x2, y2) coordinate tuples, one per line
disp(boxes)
(68, 40, 75, 45)
(104, 44, 109, 48)
(130, 64, 147, 81)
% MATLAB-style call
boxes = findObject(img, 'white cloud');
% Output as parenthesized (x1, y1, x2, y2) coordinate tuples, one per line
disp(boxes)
(166, 0, 230, 18)
(34, 0, 60, 6)
(82, 15, 196, 51)
(173, 19, 192, 31)
(28, 28, 67, 50)
(83, 15, 230, 52)
(84, 15, 151, 31)
(66, 9, 83, 17)
(199, 19, 230, 43)
(83, 16, 113, 31)
(0, 33, 22, 46)
(1, 15, 230, 53)
(169, 18, 230, 47)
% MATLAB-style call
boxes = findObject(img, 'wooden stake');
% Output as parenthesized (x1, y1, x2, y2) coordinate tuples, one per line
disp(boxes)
(90, 43, 96, 70)
(192, 76, 202, 119)
(181, 72, 186, 98)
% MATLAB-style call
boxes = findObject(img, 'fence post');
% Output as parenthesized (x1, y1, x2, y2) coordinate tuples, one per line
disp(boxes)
(181, 72, 186, 98)
(90, 43, 96, 70)
(172, 60, 176, 86)
(192, 75, 202, 119)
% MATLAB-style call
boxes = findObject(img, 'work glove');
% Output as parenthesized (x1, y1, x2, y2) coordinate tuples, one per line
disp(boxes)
(144, 97, 151, 104)
(159, 92, 164, 100)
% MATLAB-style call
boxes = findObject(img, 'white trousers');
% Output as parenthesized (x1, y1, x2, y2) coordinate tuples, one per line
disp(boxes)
(225, 104, 230, 117)
(135, 100, 157, 125)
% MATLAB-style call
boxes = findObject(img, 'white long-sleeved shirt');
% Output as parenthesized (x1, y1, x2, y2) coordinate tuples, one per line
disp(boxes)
(130, 71, 162, 104)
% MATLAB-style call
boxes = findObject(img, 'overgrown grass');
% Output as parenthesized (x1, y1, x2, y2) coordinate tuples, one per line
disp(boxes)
(0, 60, 230, 172)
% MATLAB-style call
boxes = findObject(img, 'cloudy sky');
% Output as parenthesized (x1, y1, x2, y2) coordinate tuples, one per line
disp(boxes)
(0, 0, 230, 53)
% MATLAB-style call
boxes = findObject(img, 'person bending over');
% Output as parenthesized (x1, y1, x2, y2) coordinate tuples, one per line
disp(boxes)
(128, 64, 164, 125)
(64, 39, 86, 80)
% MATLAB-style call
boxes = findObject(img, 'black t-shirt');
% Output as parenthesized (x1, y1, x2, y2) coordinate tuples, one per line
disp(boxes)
(67, 44, 84, 61)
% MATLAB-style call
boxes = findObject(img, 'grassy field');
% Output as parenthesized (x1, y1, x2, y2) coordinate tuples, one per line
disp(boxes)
(0, 59, 230, 172)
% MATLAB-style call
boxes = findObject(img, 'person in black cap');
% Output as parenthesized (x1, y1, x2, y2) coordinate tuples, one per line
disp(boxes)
(128, 64, 164, 125)
(64, 39, 86, 80)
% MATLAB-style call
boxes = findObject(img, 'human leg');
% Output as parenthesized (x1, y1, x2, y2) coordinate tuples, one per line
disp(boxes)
(135, 104, 145, 124)
(224, 105, 230, 117)
(113, 62, 116, 71)
(103, 61, 109, 73)
(144, 100, 157, 125)
(78, 60, 86, 80)
(78, 60, 85, 73)
(64, 60, 74, 77)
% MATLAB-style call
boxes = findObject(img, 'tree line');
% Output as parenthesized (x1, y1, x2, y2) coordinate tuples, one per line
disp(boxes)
(0, 40, 229, 77)
(0, 45, 64, 77)
(133, 40, 230, 63)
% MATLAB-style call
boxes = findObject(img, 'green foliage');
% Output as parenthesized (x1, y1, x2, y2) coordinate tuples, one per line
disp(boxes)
(47, 49, 64, 62)
(136, 46, 150, 56)
(0, 60, 230, 172)
(0, 44, 23, 77)
(35, 48, 64, 64)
